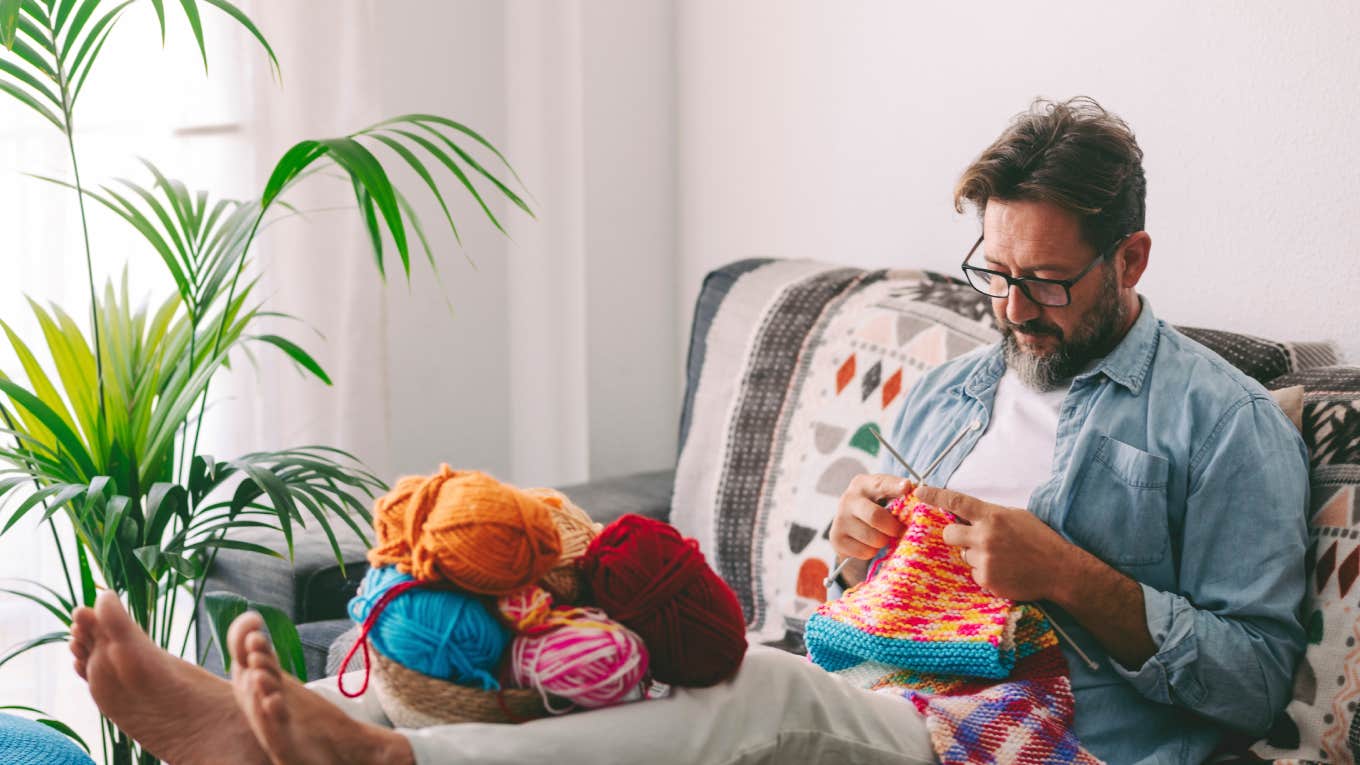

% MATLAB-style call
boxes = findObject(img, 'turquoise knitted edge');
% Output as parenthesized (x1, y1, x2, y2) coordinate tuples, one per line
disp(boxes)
(805, 613, 1015, 679)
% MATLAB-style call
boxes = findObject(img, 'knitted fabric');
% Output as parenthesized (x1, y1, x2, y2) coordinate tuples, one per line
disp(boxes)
(806, 497, 1102, 765)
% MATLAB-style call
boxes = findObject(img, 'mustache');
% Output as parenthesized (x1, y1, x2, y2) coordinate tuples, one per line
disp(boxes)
(1001, 319, 1064, 341)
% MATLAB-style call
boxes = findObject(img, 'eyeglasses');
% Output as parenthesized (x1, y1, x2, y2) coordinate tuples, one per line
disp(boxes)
(960, 234, 1129, 308)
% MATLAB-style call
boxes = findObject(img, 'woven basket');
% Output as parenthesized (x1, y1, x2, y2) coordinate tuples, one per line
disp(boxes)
(372, 650, 551, 726)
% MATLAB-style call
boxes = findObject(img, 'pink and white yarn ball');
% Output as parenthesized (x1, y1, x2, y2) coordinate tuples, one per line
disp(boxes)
(510, 606, 649, 713)
(498, 585, 555, 633)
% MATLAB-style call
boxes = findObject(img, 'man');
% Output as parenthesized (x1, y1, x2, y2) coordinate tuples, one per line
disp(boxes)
(832, 97, 1309, 763)
(68, 97, 1307, 765)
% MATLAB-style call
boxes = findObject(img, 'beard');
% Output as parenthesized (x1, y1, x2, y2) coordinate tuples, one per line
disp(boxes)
(998, 265, 1128, 392)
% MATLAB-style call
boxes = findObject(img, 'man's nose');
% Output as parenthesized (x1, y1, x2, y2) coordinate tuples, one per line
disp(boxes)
(1004, 285, 1041, 325)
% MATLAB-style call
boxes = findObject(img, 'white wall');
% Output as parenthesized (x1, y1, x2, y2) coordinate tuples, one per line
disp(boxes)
(676, 1, 1360, 364)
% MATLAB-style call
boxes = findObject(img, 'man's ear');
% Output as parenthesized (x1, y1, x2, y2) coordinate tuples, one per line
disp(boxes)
(1117, 231, 1151, 288)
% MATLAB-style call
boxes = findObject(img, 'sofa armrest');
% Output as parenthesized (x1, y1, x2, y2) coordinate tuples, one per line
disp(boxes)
(554, 469, 674, 526)
(194, 523, 370, 674)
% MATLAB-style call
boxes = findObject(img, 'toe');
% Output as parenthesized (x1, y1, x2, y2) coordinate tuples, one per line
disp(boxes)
(73, 657, 87, 679)
(93, 591, 136, 638)
(71, 635, 91, 661)
(71, 606, 98, 642)
(227, 611, 266, 674)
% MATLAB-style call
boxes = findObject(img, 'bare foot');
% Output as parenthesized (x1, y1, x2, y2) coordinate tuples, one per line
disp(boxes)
(228, 612, 415, 765)
(69, 591, 269, 765)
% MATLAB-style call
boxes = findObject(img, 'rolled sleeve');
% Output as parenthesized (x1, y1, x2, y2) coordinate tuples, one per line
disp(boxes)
(1115, 394, 1309, 734)
(1109, 585, 1204, 705)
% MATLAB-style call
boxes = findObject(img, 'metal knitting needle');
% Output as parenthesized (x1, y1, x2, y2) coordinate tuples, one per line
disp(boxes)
(1031, 603, 1100, 671)
(823, 420, 979, 589)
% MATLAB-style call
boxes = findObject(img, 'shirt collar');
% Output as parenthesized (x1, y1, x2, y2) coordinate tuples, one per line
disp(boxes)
(1077, 296, 1160, 395)
(961, 296, 1160, 400)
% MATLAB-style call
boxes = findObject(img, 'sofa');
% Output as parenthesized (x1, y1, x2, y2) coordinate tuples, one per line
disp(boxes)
(198, 258, 1359, 763)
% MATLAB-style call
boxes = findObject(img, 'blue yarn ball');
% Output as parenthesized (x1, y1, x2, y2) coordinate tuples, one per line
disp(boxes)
(0, 714, 95, 765)
(348, 565, 509, 689)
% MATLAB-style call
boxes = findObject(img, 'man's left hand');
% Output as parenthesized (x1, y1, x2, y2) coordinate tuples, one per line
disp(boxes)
(916, 485, 1077, 602)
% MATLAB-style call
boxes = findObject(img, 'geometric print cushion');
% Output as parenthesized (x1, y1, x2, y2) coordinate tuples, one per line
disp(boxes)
(671, 260, 997, 644)
(1245, 365, 1360, 764)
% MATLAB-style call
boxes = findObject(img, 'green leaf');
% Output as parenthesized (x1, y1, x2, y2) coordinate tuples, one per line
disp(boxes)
(368, 132, 461, 246)
(0, 0, 19, 48)
(256, 601, 307, 681)
(148, 0, 164, 41)
(321, 137, 409, 274)
(0, 77, 64, 130)
(261, 139, 324, 209)
(252, 334, 331, 385)
(53, 0, 81, 36)
(0, 57, 62, 109)
(176, 0, 207, 71)
(133, 545, 165, 578)
(73, 542, 95, 607)
(203, 590, 247, 671)
(200, 0, 279, 80)
(35, 718, 90, 753)
(0, 379, 96, 478)
(0, 584, 72, 625)
(0, 629, 67, 670)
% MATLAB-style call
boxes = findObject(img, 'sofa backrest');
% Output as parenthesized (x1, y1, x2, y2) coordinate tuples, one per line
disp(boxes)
(674, 259, 1337, 639)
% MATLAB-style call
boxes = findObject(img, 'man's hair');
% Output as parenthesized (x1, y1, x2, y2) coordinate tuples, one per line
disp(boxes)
(954, 96, 1146, 254)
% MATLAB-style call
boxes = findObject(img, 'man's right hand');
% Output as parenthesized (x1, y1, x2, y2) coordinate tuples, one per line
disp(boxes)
(829, 474, 914, 560)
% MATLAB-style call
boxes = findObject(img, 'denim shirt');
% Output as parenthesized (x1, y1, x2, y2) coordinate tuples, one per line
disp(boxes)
(880, 298, 1309, 765)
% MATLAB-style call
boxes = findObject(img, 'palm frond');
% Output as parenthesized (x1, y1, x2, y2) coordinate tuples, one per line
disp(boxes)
(0, 0, 280, 133)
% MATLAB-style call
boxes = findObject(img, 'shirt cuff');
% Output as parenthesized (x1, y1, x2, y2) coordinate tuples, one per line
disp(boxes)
(1107, 584, 1192, 704)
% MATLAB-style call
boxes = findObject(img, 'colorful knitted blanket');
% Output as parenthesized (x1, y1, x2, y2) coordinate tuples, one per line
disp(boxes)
(805, 497, 1102, 765)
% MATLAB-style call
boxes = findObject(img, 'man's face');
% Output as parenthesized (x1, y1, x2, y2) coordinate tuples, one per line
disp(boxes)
(981, 199, 1128, 391)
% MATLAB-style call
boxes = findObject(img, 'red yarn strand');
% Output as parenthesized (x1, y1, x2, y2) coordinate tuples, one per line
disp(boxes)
(337, 579, 425, 698)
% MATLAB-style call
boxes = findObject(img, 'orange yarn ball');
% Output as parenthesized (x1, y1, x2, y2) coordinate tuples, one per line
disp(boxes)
(368, 466, 562, 596)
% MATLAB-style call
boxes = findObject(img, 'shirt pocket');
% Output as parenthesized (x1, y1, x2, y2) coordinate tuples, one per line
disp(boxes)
(1063, 435, 1171, 567)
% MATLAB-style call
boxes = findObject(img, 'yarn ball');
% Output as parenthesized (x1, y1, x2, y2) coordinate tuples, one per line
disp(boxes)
(367, 465, 563, 595)
(580, 514, 747, 687)
(524, 488, 601, 560)
(510, 606, 649, 712)
(498, 585, 555, 633)
(349, 565, 509, 689)
(525, 487, 601, 604)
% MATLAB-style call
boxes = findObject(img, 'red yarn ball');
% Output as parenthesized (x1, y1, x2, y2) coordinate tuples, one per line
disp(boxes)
(579, 514, 747, 687)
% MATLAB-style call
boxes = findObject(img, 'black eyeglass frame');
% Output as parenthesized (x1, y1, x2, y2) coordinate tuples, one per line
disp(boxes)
(959, 234, 1131, 307)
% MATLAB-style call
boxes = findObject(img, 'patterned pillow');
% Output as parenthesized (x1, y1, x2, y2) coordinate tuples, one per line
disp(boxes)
(672, 261, 995, 647)
(1240, 366, 1360, 764)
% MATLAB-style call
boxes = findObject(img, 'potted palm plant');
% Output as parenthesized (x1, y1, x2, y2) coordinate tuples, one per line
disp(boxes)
(0, 2, 531, 763)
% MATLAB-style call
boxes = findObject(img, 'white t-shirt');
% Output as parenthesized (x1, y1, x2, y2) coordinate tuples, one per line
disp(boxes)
(945, 368, 1066, 510)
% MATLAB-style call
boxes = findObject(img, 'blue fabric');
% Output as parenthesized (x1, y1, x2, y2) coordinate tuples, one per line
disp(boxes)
(878, 298, 1310, 765)
(0, 714, 94, 765)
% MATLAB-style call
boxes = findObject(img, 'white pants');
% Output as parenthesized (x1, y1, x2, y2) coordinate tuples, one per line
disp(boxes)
(308, 646, 939, 765)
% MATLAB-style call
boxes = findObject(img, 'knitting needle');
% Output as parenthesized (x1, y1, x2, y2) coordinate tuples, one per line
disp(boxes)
(823, 420, 979, 589)
(1032, 603, 1100, 671)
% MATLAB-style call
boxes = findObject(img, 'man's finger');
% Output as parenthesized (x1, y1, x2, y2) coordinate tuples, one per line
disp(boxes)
(858, 473, 914, 501)
(833, 534, 880, 561)
(837, 511, 892, 552)
(915, 485, 992, 521)
(940, 523, 977, 549)
(851, 498, 907, 538)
